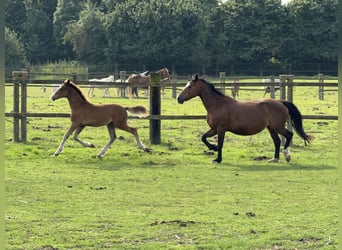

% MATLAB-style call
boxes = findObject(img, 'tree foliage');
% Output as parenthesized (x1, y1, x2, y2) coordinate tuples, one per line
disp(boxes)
(4, 0, 338, 73)
(5, 27, 28, 69)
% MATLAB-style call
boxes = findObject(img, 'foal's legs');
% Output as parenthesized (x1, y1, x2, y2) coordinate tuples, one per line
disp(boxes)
(97, 123, 116, 158)
(117, 123, 146, 150)
(73, 126, 95, 148)
(201, 128, 218, 151)
(54, 125, 77, 156)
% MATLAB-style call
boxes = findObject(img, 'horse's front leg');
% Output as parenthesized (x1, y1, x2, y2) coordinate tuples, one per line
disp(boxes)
(54, 125, 76, 156)
(213, 129, 225, 163)
(201, 128, 218, 151)
(73, 126, 95, 148)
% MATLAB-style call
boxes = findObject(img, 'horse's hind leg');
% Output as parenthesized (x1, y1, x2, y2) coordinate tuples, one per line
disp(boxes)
(97, 123, 116, 158)
(267, 126, 281, 163)
(73, 126, 95, 148)
(280, 129, 293, 162)
(202, 128, 218, 151)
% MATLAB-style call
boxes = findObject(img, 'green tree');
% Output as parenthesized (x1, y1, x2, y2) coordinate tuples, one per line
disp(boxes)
(219, 0, 288, 64)
(5, 0, 27, 37)
(105, 0, 208, 68)
(64, 2, 107, 65)
(53, 0, 81, 60)
(22, 0, 57, 63)
(286, 0, 337, 64)
(5, 27, 28, 69)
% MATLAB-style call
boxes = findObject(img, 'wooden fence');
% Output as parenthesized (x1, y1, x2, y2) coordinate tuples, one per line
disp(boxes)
(5, 73, 338, 143)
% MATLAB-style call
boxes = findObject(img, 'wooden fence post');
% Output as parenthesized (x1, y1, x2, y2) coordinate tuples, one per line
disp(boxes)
(12, 70, 29, 142)
(318, 73, 324, 100)
(21, 80, 27, 142)
(270, 75, 276, 99)
(13, 81, 20, 142)
(149, 72, 161, 144)
(172, 72, 177, 99)
(279, 74, 294, 145)
(120, 71, 126, 97)
(219, 72, 226, 94)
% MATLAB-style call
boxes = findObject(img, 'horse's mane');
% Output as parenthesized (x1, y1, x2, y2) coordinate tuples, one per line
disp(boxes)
(66, 80, 88, 102)
(200, 78, 226, 97)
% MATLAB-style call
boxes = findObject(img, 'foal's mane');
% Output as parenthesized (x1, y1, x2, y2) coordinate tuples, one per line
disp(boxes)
(66, 80, 88, 102)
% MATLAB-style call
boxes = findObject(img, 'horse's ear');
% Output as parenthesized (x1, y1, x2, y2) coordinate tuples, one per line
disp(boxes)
(195, 74, 199, 81)
(188, 75, 192, 81)
(64, 79, 70, 84)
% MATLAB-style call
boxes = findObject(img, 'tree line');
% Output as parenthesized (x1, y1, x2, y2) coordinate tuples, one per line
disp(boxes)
(5, 0, 338, 75)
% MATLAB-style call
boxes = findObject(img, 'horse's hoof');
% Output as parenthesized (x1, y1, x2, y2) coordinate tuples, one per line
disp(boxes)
(283, 149, 291, 163)
(212, 159, 222, 164)
(268, 158, 279, 163)
(285, 155, 291, 163)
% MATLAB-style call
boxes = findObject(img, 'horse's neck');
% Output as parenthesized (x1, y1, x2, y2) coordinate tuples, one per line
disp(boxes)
(199, 86, 235, 112)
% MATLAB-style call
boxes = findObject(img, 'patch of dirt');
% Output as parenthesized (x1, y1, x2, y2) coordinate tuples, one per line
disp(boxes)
(299, 237, 321, 244)
(204, 150, 214, 155)
(245, 212, 256, 217)
(252, 156, 268, 161)
(150, 220, 196, 227)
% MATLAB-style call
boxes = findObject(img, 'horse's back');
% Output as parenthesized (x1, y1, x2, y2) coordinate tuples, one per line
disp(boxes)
(209, 98, 288, 135)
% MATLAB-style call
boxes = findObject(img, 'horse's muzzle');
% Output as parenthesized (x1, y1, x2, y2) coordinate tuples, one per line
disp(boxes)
(177, 97, 184, 104)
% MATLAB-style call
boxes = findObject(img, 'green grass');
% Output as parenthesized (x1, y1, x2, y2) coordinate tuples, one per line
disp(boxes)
(5, 82, 337, 249)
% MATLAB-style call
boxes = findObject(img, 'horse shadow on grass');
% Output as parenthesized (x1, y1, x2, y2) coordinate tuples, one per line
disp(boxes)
(217, 161, 336, 172)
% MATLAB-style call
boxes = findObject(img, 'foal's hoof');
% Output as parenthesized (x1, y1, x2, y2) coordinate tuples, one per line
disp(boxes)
(268, 158, 279, 163)
(143, 148, 152, 153)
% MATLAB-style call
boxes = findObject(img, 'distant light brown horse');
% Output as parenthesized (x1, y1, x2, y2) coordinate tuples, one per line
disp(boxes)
(177, 75, 311, 163)
(126, 68, 171, 98)
(51, 79, 147, 158)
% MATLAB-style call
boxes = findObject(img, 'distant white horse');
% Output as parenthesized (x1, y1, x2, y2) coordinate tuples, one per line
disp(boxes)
(88, 75, 114, 97)
(262, 78, 280, 97)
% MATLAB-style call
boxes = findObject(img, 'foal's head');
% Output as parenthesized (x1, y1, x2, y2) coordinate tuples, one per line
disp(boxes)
(51, 79, 87, 102)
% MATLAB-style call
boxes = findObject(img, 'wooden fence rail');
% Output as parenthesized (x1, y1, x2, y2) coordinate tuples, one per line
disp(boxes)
(5, 76, 338, 143)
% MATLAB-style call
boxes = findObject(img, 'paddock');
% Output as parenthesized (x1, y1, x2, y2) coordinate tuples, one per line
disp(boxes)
(4, 73, 338, 249)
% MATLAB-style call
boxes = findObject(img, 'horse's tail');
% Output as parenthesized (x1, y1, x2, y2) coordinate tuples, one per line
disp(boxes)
(281, 101, 312, 145)
(125, 106, 147, 117)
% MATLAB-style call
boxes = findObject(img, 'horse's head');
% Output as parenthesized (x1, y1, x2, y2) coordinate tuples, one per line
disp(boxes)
(177, 75, 201, 104)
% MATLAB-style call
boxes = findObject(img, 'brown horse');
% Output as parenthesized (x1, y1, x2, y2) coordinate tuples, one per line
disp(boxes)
(177, 75, 311, 163)
(126, 68, 171, 98)
(51, 79, 147, 158)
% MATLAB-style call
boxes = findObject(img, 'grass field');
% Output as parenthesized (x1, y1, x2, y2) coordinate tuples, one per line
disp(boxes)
(5, 80, 338, 249)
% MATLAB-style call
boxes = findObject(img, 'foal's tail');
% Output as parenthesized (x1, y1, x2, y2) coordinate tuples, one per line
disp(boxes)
(281, 101, 312, 145)
(125, 106, 147, 117)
